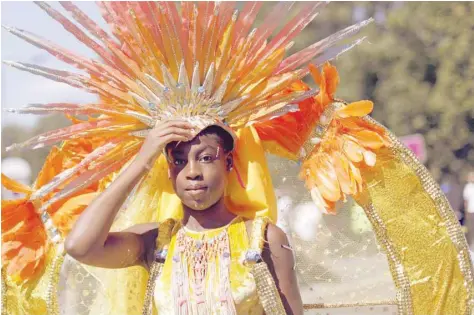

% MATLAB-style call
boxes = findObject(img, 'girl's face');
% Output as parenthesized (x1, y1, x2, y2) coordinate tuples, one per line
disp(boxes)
(167, 133, 232, 211)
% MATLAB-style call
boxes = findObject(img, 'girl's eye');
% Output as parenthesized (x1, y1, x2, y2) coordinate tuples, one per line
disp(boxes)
(200, 155, 213, 163)
(173, 159, 186, 165)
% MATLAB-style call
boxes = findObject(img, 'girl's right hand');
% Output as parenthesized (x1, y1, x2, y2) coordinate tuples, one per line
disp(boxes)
(134, 120, 195, 167)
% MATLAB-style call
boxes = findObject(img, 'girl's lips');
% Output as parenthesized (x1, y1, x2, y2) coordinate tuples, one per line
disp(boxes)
(186, 185, 207, 191)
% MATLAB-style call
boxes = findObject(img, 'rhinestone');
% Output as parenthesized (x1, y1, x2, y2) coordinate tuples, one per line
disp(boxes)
(148, 102, 156, 110)
(244, 250, 262, 264)
(197, 86, 205, 93)
(50, 227, 60, 237)
(163, 87, 170, 93)
(319, 114, 328, 124)
(41, 211, 50, 223)
(44, 218, 54, 229)
(299, 147, 306, 158)
(51, 234, 62, 244)
(310, 137, 322, 145)
(155, 249, 168, 262)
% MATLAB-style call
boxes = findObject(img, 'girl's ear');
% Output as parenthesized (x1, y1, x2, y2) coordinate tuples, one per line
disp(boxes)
(226, 153, 233, 171)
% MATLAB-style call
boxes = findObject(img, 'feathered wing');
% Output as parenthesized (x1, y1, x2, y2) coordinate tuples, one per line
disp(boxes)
(1, 139, 107, 286)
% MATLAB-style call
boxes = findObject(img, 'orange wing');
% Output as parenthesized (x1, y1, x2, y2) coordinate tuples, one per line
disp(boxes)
(300, 63, 390, 214)
(1, 139, 106, 285)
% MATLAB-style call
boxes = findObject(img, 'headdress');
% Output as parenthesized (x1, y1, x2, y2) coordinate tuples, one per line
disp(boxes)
(2, 2, 473, 315)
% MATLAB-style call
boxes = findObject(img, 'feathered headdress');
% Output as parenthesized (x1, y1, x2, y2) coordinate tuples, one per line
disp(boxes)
(2, 2, 472, 315)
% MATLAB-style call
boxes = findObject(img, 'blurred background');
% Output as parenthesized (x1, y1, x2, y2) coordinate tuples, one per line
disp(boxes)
(1, 2, 474, 314)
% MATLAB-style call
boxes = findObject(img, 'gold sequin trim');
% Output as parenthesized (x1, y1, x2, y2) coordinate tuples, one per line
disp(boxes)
(142, 219, 177, 315)
(156, 218, 177, 250)
(46, 249, 66, 315)
(251, 262, 286, 315)
(1, 268, 7, 315)
(142, 262, 164, 315)
(365, 116, 474, 314)
(247, 217, 286, 314)
(249, 216, 269, 253)
(303, 299, 397, 309)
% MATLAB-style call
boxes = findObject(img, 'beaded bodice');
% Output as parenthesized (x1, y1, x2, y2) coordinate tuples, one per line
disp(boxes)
(153, 217, 263, 314)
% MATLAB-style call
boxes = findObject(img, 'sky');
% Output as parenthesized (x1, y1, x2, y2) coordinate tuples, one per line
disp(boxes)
(1, 2, 108, 128)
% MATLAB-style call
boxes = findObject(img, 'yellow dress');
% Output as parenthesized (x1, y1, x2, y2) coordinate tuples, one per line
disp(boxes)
(153, 217, 264, 314)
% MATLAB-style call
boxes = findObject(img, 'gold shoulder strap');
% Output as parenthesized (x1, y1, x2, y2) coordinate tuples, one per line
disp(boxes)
(142, 218, 177, 315)
(245, 217, 286, 315)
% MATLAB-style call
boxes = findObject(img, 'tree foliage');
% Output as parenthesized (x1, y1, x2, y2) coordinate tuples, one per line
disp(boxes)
(329, 2, 474, 180)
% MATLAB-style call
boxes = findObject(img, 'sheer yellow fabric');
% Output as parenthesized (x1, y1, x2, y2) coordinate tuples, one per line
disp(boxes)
(154, 217, 263, 314)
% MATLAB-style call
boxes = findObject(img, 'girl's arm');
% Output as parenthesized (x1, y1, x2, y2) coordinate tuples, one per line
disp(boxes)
(64, 120, 194, 268)
(263, 223, 304, 315)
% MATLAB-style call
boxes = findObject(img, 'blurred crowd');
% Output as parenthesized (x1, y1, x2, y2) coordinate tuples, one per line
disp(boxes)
(443, 171, 474, 248)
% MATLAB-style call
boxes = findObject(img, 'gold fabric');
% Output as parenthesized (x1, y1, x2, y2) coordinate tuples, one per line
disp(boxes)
(154, 217, 263, 314)
(3, 246, 62, 315)
(355, 138, 474, 314)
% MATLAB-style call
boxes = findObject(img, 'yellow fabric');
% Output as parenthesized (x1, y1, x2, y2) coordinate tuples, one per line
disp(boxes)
(154, 217, 263, 314)
(355, 147, 470, 315)
(225, 127, 277, 221)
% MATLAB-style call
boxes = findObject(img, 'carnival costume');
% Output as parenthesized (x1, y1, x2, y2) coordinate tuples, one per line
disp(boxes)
(2, 2, 473, 315)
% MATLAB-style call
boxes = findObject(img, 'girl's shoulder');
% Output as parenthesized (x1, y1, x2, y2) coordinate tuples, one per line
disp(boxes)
(241, 217, 288, 247)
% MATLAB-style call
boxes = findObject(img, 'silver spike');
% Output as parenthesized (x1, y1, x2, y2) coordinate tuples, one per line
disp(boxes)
(202, 62, 215, 97)
(2, 25, 15, 32)
(212, 74, 231, 103)
(177, 60, 190, 91)
(135, 80, 161, 112)
(218, 95, 249, 117)
(161, 64, 177, 89)
(191, 62, 200, 93)
(145, 73, 166, 94)
(237, 104, 299, 128)
(130, 129, 151, 138)
(125, 110, 155, 127)
(129, 91, 154, 112)
(232, 10, 239, 22)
